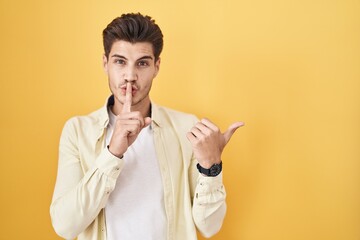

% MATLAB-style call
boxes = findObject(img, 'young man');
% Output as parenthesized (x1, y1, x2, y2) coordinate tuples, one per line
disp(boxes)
(50, 13, 243, 240)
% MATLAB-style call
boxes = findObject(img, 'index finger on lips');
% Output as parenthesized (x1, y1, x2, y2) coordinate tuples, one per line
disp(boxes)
(122, 82, 132, 113)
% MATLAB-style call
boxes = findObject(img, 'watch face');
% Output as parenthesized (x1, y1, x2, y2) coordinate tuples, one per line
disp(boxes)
(209, 164, 221, 176)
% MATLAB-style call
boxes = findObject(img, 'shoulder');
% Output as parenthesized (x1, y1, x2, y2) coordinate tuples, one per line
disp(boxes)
(62, 106, 107, 135)
(152, 103, 199, 130)
(156, 104, 197, 119)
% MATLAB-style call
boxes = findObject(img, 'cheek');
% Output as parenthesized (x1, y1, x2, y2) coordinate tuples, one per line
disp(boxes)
(108, 69, 123, 87)
(144, 71, 156, 83)
(142, 77, 153, 89)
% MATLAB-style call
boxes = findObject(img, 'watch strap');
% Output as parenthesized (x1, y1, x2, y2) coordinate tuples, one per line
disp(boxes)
(196, 161, 222, 177)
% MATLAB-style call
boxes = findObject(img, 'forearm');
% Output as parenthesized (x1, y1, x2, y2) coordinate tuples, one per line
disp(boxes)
(50, 148, 124, 239)
(192, 173, 227, 238)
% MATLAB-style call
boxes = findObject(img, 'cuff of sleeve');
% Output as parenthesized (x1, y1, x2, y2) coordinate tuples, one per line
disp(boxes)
(95, 147, 125, 179)
(197, 172, 224, 193)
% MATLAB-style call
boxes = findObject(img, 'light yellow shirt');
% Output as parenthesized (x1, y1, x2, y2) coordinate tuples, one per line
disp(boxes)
(50, 96, 226, 240)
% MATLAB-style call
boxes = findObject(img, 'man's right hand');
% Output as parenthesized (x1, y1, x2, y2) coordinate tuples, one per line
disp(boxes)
(108, 82, 152, 158)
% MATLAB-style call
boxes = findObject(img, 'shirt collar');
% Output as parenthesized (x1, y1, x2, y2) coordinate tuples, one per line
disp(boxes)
(97, 96, 113, 129)
(150, 102, 162, 128)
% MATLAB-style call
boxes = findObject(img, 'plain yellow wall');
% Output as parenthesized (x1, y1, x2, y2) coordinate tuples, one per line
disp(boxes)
(0, 0, 359, 239)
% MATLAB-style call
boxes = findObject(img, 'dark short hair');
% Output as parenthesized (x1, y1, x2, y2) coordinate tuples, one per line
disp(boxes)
(102, 13, 163, 61)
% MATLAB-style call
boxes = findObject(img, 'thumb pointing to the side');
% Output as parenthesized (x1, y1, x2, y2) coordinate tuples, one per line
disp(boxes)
(223, 121, 245, 145)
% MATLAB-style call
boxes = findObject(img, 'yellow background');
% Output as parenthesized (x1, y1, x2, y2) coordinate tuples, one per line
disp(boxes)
(0, 0, 359, 239)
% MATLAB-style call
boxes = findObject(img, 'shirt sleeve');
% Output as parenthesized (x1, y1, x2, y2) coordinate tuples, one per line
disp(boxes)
(50, 119, 124, 239)
(190, 157, 227, 238)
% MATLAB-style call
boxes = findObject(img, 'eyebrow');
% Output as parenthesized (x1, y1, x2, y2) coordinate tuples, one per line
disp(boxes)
(111, 54, 154, 61)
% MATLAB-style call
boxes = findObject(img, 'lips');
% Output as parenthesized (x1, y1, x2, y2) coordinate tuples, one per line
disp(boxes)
(120, 84, 138, 90)
(120, 86, 138, 96)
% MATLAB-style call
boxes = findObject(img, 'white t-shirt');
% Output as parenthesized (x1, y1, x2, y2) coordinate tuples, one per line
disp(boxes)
(105, 109, 167, 240)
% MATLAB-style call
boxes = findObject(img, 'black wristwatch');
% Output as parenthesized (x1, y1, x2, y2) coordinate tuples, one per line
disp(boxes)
(197, 161, 222, 177)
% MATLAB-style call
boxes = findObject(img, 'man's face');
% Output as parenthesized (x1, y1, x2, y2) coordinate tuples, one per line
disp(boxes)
(103, 40, 160, 109)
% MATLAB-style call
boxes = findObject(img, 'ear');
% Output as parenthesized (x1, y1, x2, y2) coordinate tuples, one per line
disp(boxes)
(102, 54, 108, 73)
(154, 57, 161, 78)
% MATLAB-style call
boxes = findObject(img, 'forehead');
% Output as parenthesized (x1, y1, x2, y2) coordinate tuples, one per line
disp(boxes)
(109, 40, 155, 58)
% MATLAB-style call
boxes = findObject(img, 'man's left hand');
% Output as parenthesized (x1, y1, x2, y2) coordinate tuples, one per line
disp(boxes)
(186, 118, 244, 169)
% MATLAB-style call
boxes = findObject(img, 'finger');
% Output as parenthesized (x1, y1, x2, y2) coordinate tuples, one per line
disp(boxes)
(194, 122, 212, 135)
(143, 117, 152, 128)
(124, 121, 144, 136)
(127, 127, 140, 136)
(117, 111, 142, 119)
(190, 126, 204, 138)
(116, 119, 142, 131)
(116, 113, 145, 128)
(122, 82, 132, 113)
(186, 132, 197, 143)
(223, 121, 245, 144)
(200, 118, 219, 132)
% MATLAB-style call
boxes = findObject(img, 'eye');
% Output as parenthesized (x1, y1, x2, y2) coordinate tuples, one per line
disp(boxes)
(137, 61, 149, 67)
(115, 59, 126, 65)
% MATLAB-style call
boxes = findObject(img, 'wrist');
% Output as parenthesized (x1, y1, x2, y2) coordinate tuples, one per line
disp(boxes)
(107, 145, 124, 159)
(198, 158, 221, 169)
(197, 161, 222, 177)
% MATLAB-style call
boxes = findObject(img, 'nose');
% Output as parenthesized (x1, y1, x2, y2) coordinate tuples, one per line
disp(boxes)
(123, 65, 138, 83)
